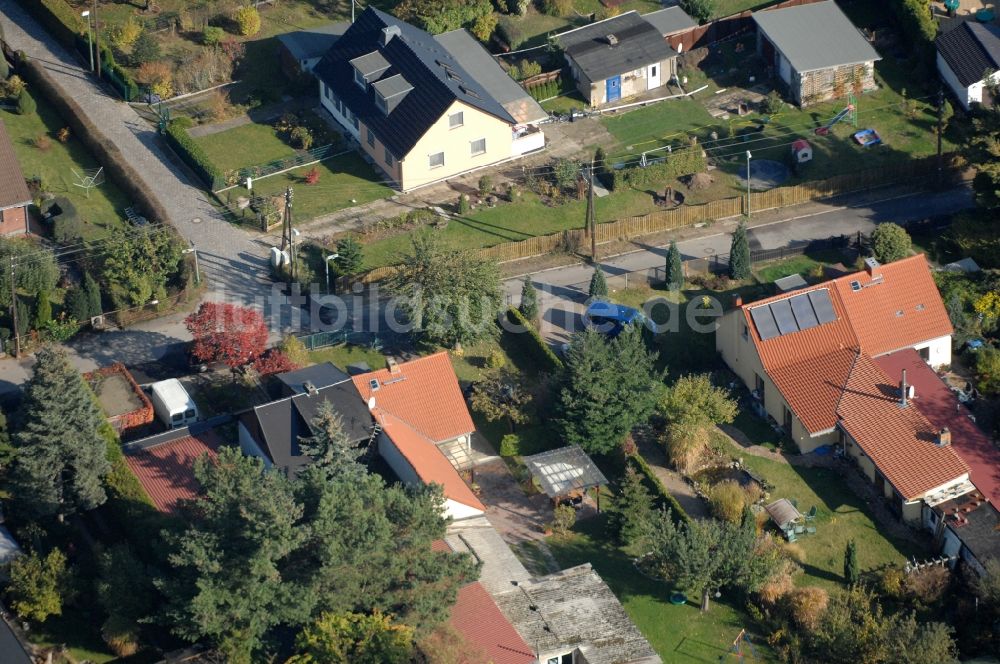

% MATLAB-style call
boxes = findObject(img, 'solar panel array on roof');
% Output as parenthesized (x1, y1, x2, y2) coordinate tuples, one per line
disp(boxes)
(751, 289, 837, 340)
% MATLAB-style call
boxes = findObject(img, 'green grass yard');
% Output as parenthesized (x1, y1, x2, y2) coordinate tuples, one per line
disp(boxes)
(308, 343, 388, 372)
(192, 123, 297, 173)
(548, 517, 777, 662)
(1, 95, 128, 240)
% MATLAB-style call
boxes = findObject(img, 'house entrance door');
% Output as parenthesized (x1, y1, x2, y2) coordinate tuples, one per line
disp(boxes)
(647, 64, 660, 90)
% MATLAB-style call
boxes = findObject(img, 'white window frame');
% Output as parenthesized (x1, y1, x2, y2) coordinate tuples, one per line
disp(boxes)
(449, 111, 464, 129)
(428, 151, 445, 169)
(470, 137, 486, 156)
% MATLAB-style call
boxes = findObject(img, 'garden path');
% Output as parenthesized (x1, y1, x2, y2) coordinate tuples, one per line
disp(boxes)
(636, 438, 711, 519)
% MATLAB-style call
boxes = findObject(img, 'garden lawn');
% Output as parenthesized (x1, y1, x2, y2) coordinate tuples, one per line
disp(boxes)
(223, 153, 392, 221)
(308, 344, 388, 373)
(192, 123, 297, 173)
(30, 604, 119, 664)
(1, 96, 128, 240)
(737, 451, 927, 590)
(752, 248, 848, 284)
(359, 188, 658, 269)
(548, 517, 777, 662)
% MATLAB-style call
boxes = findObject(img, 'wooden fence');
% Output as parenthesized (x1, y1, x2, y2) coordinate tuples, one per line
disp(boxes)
(354, 154, 960, 284)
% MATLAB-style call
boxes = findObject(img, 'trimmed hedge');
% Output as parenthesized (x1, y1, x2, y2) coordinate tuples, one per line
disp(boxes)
(890, 0, 936, 53)
(504, 307, 563, 374)
(609, 149, 707, 191)
(629, 454, 690, 525)
(15, 0, 82, 50)
(20, 58, 172, 224)
(165, 118, 223, 189)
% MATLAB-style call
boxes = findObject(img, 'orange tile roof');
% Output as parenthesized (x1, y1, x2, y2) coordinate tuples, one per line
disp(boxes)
(836, 354, 969, 500)
(742, 255, 952, 434)
(449, 582, 535, 664)
(124, 430, 222, 515)
(831, 255, 953, 356)
(353, 352, 475, 443)
(0, 120, 31, 212)
(377, 411, 485, 512)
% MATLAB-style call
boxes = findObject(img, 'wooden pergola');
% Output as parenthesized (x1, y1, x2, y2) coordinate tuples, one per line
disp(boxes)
(522, 445, 609, 513)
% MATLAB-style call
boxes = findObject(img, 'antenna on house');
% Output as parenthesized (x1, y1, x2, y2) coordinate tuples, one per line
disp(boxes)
(900, 369, 908, 408)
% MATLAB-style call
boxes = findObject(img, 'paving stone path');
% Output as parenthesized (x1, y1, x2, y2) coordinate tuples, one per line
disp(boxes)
(0, 1, 274, 306)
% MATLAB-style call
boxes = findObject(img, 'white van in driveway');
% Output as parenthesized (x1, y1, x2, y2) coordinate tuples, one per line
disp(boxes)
(149, 379, 199, 429)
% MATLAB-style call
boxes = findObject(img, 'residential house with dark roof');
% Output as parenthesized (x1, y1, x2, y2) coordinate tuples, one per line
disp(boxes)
(274, 361, 350, 397)
(353, 352, 485, 520)
(237, 377, 372, 477)
(936, 21, 1000, 110)
(123, 426, 223, 515)
(717, 255, 973, 526)
(0, 119, 32, 236)
(276, 22, 349, 77)
(753, 0, 880, 106)
(313, 7, 545, 192)
(556, 11, 681, 106)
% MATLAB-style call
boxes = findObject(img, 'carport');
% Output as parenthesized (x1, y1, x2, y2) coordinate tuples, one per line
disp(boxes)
(522, 445, 609, 513)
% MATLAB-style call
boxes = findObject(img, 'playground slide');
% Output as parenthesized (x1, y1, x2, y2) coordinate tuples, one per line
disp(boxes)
(814, 104, 855, 136)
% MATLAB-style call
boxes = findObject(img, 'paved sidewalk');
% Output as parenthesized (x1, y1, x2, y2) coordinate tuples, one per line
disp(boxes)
(0, 1, 274, 304)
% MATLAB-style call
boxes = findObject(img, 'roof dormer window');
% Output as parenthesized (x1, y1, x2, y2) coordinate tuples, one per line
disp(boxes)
(350, 51, 391, 91)
(372, 74, 413, 116)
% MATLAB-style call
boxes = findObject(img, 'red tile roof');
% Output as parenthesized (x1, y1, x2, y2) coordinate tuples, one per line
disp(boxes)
(742, 255, 952, 434)
(831, 255, 953, 356)
(353, 352, 475, 443)
(124, 430, 222, 514)
(377, 411, 485, 512)
(0, 120, 30, 212)
(449, 582, 535, 664)
(836, 354, 969, 500)
(875, 349, 1000, 506)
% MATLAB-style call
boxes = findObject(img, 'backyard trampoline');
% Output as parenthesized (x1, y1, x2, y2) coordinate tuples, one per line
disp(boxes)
(739, 159, 790, 190)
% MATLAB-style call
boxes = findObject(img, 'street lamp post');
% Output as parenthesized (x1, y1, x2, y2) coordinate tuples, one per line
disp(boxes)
(745, 150, 752, 218)
(82, 10, 93, 73)
(324, 253, 340, 293)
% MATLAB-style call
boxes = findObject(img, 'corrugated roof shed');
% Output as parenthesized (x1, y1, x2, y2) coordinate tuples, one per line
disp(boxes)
(0, 119, 32, 212)
(753, 0, 880, 73)
(556, 11, 676, 82)
(124, 428, 222, 514)
(494, 564, 662, 664)
(936, 21, 1000, 87)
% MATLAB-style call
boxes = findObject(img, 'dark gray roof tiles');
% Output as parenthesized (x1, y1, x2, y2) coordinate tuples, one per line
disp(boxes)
(556, 11, 676, 83)
(314, 7, 517, 158)
(276, 22, 349, 61)
(936, 21, 1000, 87)
(752, 0, 880, 73)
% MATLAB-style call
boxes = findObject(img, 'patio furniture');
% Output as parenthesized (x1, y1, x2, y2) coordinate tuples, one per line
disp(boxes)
(806, 526, 817, 535)
(794, 525, 805, 534)
(669, 592, 688, 605)
(805, 506, 817, 521)
(786, 530, 798, 542)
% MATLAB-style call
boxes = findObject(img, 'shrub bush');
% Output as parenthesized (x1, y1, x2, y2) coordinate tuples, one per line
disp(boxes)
(628, 455, 690, 524)
(165, 118, 223, 189)
(135, 61, 173, 99)
(478, 175, 493, 197)
(707, 480, 746, 522)
(497, 16, 526, 49)
(1, 75, 26, 99)
(304, 166, 320, 185)
(870, 222, 912, 263)
(56, 126, 70, 143)
(32, 134, 52, 151)
(542, 0, 573, 16)
(202, 26, 225, 46)
(499, 433, 520, 457)
(46, 197, 82, 244)
(610, 148, 707, 190)
(234, 5, 262, 36)
(551, 504, 576, 534)
(503, 308, 563, 373)
(110, 18, 142, 52)
(16, 90, 36, 115)
(786, 586, 829, 630)
(129, 31, 160, 67)
(471, 12, 498, 42)
(486, 348, 506, 369)
(290, 125, 314, 150)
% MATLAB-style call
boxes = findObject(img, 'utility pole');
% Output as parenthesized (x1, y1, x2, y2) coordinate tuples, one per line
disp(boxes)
(587, 157, 597, 264)
(9, 256, 19, 357)
(281, 187, 296, 281)
(93, 0, 100, 78)
(583, 160, 592, 239)
(936, 88, 944, 187)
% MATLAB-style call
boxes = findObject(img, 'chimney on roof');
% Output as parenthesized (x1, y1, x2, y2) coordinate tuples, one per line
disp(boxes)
(900, 369, 908, 408)
(606, 33, 619, 46)
(864, 256, 880, 278)
(937, 427, 952, 447)
(381, 25, 401, 46)
(386, 357, 401, 375)
(303, 380, 319, 396)
(732, 294, 743, 308)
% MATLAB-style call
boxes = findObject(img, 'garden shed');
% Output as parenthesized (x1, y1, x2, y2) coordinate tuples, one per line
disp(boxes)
(556, 11, 679, 106)
(277, 22, 350, 76)
(753, 1, 880, 106)
(935, 21, 1000, 110)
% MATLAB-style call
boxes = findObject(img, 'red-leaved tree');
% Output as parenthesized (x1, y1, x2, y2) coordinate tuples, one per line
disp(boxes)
(185, 302, 268, 369)
(252, 349, 299, 377)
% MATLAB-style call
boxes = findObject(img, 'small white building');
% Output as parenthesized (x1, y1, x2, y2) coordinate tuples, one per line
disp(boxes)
(936, 21, 1000, 110)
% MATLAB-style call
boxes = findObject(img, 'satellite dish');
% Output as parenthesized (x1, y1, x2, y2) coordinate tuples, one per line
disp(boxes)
(368, 396, 376, 410)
